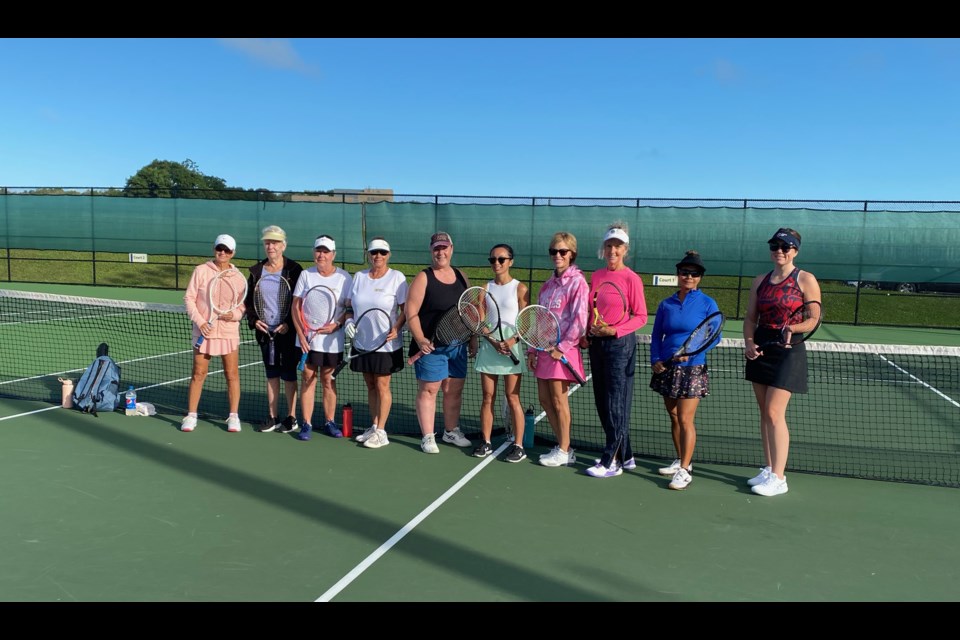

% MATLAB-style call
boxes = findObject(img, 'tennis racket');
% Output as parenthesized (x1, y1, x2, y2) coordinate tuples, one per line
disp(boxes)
(408, 305, 474, 365)
(253, 276, 292, 366)
(195, 268, 247, 349)
(297, 284, 338, 372)
(591, 281, 628, 328)
(515, 304, 587, 386)
(458, 286, 520, 366)
(670, 311, 725, 361)
(756, 301, 823, 351)
(331, 308, 392, 379)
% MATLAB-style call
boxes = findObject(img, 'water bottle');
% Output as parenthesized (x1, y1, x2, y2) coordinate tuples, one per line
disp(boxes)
(125, 385, 137, 416)
(523, 405, 535, 450)
(59, 377, 74, 409)
(342, 403, 353, 438)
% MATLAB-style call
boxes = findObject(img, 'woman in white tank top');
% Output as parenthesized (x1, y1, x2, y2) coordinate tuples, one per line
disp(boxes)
(472, 244, 530, 463)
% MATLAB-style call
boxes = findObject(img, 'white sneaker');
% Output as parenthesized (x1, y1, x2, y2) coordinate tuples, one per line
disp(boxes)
(421, 433, 439, 454)
(747, 466, 772, 487)
(181, 415, 197, 432)
(441, 427, 471, 448)
(658, 459, 693, 476)
(585, 462, 622, 478)
(355, 425, 378, 443)
(363, 429, 390, 449)
(668, 467, 693, 490)
(539, 446, 577, 467)
(751, 472, 788, 497)
(597, 456, 637, 470)
(226, 415, 241, 433)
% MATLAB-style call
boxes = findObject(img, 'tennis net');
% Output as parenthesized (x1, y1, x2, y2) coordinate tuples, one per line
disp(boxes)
(2, 288, 958, 487)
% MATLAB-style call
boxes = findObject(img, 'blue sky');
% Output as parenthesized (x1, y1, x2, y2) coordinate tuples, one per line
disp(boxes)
(3, 37, 960, 201)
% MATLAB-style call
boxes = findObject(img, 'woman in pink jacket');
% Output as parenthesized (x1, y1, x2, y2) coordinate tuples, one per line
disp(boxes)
(182, 234, 246, 433)
(527, 231, 590, 468)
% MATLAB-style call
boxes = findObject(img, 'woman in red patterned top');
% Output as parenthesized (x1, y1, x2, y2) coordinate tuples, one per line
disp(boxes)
(743, 227, 822, 497)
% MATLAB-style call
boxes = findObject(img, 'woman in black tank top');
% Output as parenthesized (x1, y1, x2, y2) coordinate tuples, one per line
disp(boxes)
(742, 227, 822, 498)
(404, 232, 475, 454)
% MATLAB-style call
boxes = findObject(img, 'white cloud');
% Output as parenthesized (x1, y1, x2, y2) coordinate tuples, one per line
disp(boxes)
(217, 38, 318, 76)
(712, 58, 742, 85)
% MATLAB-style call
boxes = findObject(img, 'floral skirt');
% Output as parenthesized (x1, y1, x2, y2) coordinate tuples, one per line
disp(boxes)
(649, 363, 709, 399)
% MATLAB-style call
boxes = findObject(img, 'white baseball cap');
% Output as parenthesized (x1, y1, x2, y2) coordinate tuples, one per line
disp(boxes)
(213, 234, 236, 252)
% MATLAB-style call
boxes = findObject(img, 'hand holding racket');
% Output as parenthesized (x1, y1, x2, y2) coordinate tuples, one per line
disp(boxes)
(458, 286, 520, 366)
(253, 276, 292, 366)
(408, 305, 474, 365)
(669, 311, 725, 363)
(297, 285, 337, 372)
(515, 305, 586, 386)
(331, 308, 392, 379)
(195, 268, 247, 349)
(589, 281, 628, 339)
(756, 301, 823, 353)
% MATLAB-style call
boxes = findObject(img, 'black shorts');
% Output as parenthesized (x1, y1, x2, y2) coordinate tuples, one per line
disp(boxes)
(744, 327, 808, 393)
(306, 351, 343, 369)
(351, 349, 405, 376)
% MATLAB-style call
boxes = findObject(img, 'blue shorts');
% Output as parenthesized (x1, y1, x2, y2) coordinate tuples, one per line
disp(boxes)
(414, 343, 468, 382)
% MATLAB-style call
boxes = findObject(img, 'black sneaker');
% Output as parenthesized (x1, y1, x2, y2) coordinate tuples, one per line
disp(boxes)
(258, 416, 280, 433)
(503, 444, 527, 463)
(471, 441, 493, 458)
(279, 416, 298, 433)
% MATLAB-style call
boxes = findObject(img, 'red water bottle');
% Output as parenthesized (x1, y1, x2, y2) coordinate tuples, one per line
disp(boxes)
(342, 403, 353, 438)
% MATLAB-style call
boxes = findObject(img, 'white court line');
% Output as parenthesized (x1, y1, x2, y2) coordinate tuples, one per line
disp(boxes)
(315, 435, 515, 603)
(315, 376, 589, 602)
(0, 405, 62, 421)
(879, 354, 960, 408)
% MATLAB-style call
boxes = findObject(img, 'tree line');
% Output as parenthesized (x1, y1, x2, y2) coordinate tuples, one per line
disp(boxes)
(20, 159, 333, 201)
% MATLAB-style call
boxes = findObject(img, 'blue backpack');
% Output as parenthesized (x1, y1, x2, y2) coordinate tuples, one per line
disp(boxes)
(73, 343, 122, 416)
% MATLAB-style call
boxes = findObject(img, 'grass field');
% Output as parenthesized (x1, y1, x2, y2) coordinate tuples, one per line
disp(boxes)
(3, 248, 960, 329)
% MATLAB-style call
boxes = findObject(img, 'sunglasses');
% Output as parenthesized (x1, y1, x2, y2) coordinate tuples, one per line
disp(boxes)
(369, 249, 389, 256)
(214, 245, 233, 253)
(769, 242, 796, 253)
(549, 248, 572, 257)
(488, 256, 510, 265)
(678, 270, 702, 277)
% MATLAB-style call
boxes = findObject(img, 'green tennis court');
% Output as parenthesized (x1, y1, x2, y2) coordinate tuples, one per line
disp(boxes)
(1, 284, 959, 601)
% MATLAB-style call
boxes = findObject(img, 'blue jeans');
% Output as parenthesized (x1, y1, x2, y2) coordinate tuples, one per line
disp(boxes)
(588, 332, 637, 468)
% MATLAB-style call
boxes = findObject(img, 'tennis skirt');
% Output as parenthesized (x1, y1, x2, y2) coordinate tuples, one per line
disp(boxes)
(649, 364, 710, 399)
(350, 349, 404, 376)
(531, 346, 585, 383)
(744, 327, 809, 393)
(475, 339, 526, 375)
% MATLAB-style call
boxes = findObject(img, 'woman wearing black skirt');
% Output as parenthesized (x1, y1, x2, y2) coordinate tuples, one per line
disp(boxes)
(743, 228, 822, 497)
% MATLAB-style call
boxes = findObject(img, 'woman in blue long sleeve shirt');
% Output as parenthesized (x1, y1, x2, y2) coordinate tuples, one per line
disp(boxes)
(649, 251, 720, 490)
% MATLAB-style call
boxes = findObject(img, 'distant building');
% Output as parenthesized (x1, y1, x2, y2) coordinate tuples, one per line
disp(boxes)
(291, 188, 394, 203)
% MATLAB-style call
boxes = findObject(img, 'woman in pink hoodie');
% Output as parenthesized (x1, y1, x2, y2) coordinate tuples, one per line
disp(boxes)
(526, 231, 590, 468)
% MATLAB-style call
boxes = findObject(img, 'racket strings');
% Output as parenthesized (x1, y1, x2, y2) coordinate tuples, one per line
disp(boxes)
(517, 308, 559, 349)
(354, 311, 391, 352)
(434, 307, 472, 346)
(302, 291, 335, 329)
(211, 272, 244, 313)
(458, 288, 498, 336)
(689, 316, 723, 349)
(595, 285, 627, 325)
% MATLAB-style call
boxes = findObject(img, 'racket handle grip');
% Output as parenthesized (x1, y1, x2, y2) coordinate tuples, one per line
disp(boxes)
(297, 352, 308, 372)
(194, 335, 204, 348)
(407, 351, 424, 366)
